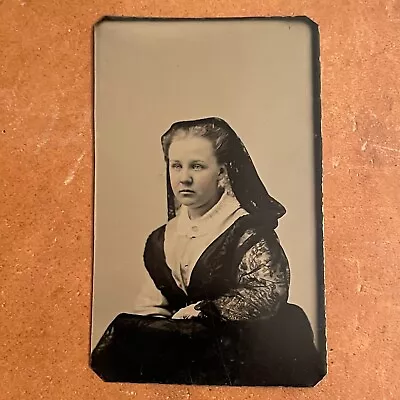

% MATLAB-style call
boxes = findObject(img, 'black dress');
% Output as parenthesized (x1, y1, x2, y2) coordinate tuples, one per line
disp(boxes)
(91, 215, 325, 386)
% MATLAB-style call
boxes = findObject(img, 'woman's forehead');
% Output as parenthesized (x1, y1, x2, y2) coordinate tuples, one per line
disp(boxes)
(169, 136, 216, 160)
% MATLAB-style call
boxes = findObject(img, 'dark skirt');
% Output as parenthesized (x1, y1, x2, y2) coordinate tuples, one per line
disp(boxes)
(90, 303, 326, 386)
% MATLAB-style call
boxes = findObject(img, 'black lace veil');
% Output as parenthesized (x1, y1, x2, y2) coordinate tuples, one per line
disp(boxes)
(161, 117, 286, 228)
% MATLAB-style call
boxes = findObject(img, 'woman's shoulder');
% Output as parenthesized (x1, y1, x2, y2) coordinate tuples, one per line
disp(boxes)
(145, 223, 167, 248)
(234, 213, 277, 235)
(229, 215, 288, 274)
(143, 223, 168, 266)
(144, 215, 181, 247)
(233, 214, 281, 250)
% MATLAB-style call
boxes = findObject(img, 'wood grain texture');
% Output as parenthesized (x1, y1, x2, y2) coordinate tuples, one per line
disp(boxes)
(1, 1, 399, 399)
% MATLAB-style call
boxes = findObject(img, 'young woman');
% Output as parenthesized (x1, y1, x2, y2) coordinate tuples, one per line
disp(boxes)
(91, 117, 323, 386)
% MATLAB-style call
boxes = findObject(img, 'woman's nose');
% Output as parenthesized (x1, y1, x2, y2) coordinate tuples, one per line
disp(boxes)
(180, 168, 193, 184)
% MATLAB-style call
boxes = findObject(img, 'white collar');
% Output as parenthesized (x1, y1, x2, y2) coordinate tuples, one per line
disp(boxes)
(176, 191, 243, 238)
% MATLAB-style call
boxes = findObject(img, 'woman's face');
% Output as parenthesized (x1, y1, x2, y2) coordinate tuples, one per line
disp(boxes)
(168, 135, 223, 217)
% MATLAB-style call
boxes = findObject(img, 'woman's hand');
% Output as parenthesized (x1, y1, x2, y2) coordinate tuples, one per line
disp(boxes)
(171, 303, 201, 319)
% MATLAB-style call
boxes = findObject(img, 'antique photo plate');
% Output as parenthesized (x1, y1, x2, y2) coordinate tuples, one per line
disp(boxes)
(91, 17, 326, 386)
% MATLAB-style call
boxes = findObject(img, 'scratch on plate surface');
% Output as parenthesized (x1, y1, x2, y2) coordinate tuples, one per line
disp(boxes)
(34, 105, 60, 154)
(373, 144, 400, 154)
(361, 141, 368, 152)
(355, 259, 362, 293)
(332, 155, 341, 168)
(352, 116, 358, 132)
(35, 137, 50, 153)
(64, 152, 86, 185)
(123, 391, 137, 396)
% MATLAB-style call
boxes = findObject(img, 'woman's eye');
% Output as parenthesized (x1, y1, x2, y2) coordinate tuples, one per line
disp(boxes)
(192, 164, 204, 171)
(171, 163, 182, 170)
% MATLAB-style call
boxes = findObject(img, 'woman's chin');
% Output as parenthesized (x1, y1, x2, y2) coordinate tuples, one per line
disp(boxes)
(179, 198, 197, 207)
(175, 193, 197, 206)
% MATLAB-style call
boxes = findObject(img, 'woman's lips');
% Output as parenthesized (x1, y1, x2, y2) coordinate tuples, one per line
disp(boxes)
(179, 189, 195, 194)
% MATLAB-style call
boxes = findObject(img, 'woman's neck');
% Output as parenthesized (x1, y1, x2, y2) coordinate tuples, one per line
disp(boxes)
(188, 190, 224, 220)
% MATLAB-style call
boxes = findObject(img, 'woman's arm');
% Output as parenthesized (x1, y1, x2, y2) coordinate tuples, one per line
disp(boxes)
(131, 269, 172, 317)
(198, 230, 290, 321)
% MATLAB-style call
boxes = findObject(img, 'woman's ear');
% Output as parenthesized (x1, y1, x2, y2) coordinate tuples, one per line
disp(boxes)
(219, 165, 227, 176)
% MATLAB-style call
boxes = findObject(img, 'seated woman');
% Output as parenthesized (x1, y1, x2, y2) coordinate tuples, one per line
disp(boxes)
(91, 117, 325, 386)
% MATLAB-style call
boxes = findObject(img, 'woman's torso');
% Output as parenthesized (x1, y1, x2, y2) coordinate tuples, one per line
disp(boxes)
(144, 213, 283, 312)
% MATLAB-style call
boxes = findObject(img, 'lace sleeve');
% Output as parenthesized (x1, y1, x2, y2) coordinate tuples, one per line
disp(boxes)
(198, 229, 290, 321)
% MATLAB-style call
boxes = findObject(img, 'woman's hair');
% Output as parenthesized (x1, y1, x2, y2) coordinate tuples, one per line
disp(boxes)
(161, 117, 231, 165)
(161, 117, 286, 226)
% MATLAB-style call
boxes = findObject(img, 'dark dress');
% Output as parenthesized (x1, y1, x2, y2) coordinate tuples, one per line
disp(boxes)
(91, 214, 325, 386)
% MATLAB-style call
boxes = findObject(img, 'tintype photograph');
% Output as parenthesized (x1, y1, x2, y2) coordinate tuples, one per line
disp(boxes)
(90, 17, 326, 386)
